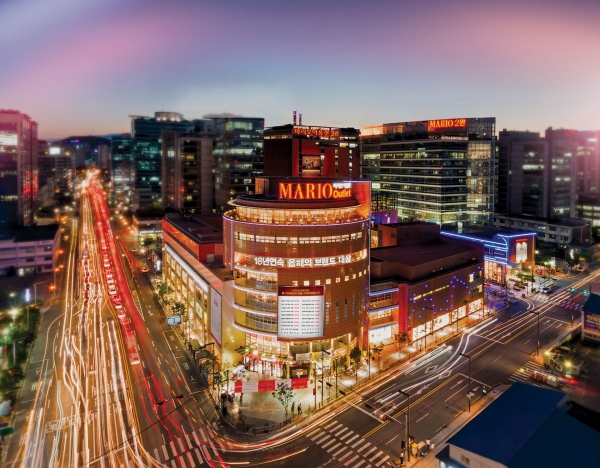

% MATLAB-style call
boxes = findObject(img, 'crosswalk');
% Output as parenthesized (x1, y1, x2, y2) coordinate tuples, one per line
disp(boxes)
(532, 290, 583, 310)
(307, 420, 392, 467)
(508, 360, 541, 384)
(151, 426, 231, 466)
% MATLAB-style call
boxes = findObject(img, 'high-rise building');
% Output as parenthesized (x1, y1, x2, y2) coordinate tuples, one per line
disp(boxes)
(130, 112, 206, 208)
(361, 118, 496, 227)
(0, 110, 38, 226)
(264, 123, 360, 179)
(97, 143, 111, 170)
(111, 134, 133, 202)
(212, 116, 264, 213)
(37, 143, 72, 194)
(545, 128, 578, 219)
(497, 130, 549, 217)
(162, 127, 214, 215)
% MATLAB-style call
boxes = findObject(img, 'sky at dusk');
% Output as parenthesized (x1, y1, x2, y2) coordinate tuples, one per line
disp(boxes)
(1, 0, 599, 139)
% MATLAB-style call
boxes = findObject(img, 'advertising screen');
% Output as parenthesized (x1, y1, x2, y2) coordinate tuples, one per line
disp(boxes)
(210, 287, 222, 347)
(583, 311, 600, 333)
(49, 147, 61, 155)
(278, 286, 324, 339)
(301, 155, 321, 176)
(0, 131, 17, 146)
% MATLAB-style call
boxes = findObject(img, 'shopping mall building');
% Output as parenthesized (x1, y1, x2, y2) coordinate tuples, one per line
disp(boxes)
(222, 177, 371, 377)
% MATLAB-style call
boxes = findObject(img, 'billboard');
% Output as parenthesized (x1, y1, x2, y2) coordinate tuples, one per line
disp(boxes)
(0, 131, 17, 146)
(210, 287, 222, 347)
(583, 311, 600, 333)
(278, 286, 324, 339)
(301, 155, 321, 176)
(508, 236, 534, 264)
(49, 147, 61, 155)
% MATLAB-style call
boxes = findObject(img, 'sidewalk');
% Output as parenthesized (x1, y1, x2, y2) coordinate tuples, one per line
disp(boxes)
(404, 385, 509, 468)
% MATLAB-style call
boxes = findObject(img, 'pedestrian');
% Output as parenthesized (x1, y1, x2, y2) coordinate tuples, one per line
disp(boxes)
(426, 439, 431, 451)
(298, 403, 302, 415)
(240, 392, 243, 404)
(291, 401, 295, 413)
(400, 453, 404, 465)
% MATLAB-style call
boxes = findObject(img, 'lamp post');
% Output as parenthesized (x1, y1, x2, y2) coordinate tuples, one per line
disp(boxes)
(460, 353, 472, 412)
(32, 280, 49, 306)
(398, 390, 411, 462)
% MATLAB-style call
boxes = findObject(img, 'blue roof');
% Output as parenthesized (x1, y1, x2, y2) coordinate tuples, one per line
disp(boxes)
(509, 409, 600, 468)
(582, 293, 600, 313)
(447, 383, 566, 465)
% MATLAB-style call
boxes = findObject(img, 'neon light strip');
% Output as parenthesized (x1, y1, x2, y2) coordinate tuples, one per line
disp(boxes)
(233, 283, 277, 296)
(234, 265, 278, 276)
(369, 288, 398, 295)
(233, 303, 278, 317)
(368, 304, 398, 314)
(232, 321, 278, 338)
(223, 215, 368, 228)
(165, 244, 208, 292)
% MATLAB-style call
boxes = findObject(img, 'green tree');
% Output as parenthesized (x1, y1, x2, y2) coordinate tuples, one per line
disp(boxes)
(0, 366, 25, 399)
(271, 382, 295, 420)
(394, 332, 410, 350)
(170, 302, 185, 316)
(213, 370, 225, 392)
(349, 346, 362, 365)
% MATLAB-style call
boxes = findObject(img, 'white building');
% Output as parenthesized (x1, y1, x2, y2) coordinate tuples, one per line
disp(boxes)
(0, 224, 61, 276)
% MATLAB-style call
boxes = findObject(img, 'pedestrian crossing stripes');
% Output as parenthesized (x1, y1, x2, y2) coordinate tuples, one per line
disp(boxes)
(151, 429, 212, 466)
(308, 420, 394, 468)
(508, 360, 541, 383)
(532, 291, 583, 310)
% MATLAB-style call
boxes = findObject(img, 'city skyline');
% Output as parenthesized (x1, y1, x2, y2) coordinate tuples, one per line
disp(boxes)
(1, 0, 599, 139)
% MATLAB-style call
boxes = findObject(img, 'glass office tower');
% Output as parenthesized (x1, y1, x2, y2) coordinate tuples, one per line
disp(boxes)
(0, 110, 38, 227)
(361, 117, 496, 227)
(130, 112, 206, 208)
(212, 116, 264, 213)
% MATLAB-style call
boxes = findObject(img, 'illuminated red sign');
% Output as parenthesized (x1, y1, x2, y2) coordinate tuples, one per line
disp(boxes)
(428, 118, 467, 131)
(279, 182, 352, 200)
(292, 126, 340, 139)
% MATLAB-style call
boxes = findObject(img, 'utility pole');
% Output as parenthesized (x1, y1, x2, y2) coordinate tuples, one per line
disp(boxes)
(460, 353, 472, 412)
(398, 390, 411, 462)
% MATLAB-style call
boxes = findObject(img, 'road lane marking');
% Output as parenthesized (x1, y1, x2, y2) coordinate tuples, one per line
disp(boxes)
(324, 420, 338, 429)
(362, 420, 389, 439)
(194, 448, 204, 465)
(315, 434, 331, 444)
(321, 438, 337, 449)
(161, 445, 169, 460)
(346, 434, 359, 445)
(186, 452, 196, 467)
(363, 446, 377, 457)
(445, 385, 469, 402)
(154, 448, 161, 462)
(340, 430, 354, 440)
(336, 427, 349, 437)
(344, 455, 359, 466)
(170, 440, 177, 457)
(338, 451, 352, 461)
(327, 442, 342, 453)
(351, 438, 366, 448)
(416, 413, 429, 423)
(177, 437, 185, 453)
(375, 455, 390, 466)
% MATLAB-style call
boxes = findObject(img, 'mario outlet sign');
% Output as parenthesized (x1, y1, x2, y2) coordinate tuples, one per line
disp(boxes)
(278, 182, 352, 200)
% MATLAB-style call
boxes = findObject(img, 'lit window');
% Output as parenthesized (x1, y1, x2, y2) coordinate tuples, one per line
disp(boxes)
(336, 278, 341, 283)
(352, 274, 356, 279)
(345, 276, 349, 281)
(292, 281, 298, 286)
(326, 279, 331, 285)
(315, 280, 321, 285)
(303, 280, 310, 286)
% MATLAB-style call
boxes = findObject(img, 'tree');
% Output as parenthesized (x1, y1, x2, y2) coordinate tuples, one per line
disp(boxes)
(271, 382, 295, 420)
(349, 347, 362, 365)
(394, 332, 410, 351)
(170, 302, 185, 316)
(0, 366, 25, 399)
(213, 370, 225, 392)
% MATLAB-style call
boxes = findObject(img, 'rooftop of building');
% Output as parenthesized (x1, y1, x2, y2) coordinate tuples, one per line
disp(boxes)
(265, 124, 359, 133)
(582, 292, 600, 313)
(496, 213, 590, 227)
(446, 383, 600, 468)
(442, 227, 536, 242)
(163, 213, 223, 243)
(371, 241, 475, 267)
(0, 224, 60, 243)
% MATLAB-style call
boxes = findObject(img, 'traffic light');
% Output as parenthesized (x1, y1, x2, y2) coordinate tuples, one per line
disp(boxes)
(570, 287, 576, 292)
(401, 440, 406, 450)
(582, 290, 589, 295)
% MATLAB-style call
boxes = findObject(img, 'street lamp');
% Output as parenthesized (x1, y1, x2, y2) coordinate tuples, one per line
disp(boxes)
(398, 390, 411, 462)
(460, 353, 472, 412)
(32, 280, 50, 306)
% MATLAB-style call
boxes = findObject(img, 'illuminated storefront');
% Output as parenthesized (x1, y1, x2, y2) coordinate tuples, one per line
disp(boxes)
(441, 230, 536, 285)
(223, 177, 371, 373)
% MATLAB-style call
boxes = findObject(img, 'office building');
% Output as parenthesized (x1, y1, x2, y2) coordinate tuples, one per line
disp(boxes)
(577, 192, 600, 227)
(37, 142, 72, 194)
(111, 134, 133, 202)
(222, 177, 371, 376)
(264, 123, 360, 179)
(0, 224, 60, 276)
(97, 143, 111, 170)
(494, 214, 590, 248)
(212, 116, 264, 213)
(361, 118, 496, 228)
(438, 383, 600, 468)
(368, 222, 484, 347)
(497, 130, 549, 217)
(162, 127, 214, 215)
(130, 112, 208, 208)
(0, 110, 38, 227)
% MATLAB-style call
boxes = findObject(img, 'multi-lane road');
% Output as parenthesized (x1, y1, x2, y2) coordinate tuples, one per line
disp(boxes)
(5, 172, 597, 467)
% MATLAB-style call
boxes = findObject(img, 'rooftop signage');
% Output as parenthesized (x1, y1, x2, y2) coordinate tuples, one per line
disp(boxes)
(292, 126, 340, 139)
(428, 118, 466, 131)
(278, 182, 352, 200)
